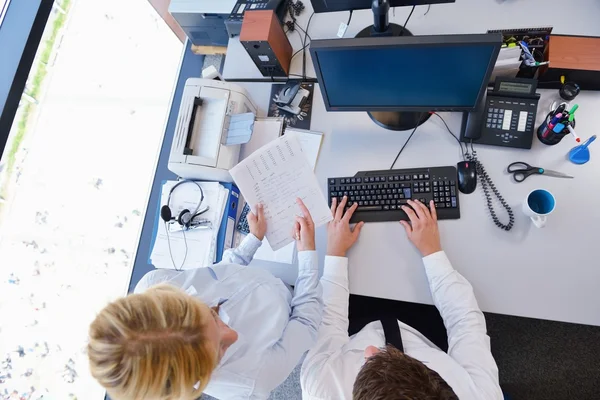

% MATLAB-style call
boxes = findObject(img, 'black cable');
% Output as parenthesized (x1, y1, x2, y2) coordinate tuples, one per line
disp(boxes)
(290, 10, 314, 80)
(294, 28, 305, 77)
(432, 112, 466, 160)
(347, 10, 353, 26)
(302, 12, 315, 80)
(291, 44, 309, 61)
(291, 18, 312, 80)
(305, 12, 315, 39)
(466, 140, 514, 231)
(293, 19, 312, 42)
(389, 113, 424, 170)
(286, 1, 311, 80)
(402, 5, 416, 35)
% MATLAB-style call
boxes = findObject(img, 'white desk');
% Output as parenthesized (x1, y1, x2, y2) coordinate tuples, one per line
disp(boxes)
(223, 0, 600, 80)
(237, 81, 600, 327)
(222, 0, 600, 326)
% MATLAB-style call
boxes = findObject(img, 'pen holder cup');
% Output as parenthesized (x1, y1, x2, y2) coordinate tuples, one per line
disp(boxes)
(537, 112, 575, 146)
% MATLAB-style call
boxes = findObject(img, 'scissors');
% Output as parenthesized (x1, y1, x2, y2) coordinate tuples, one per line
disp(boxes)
(507, 162, 574, 183)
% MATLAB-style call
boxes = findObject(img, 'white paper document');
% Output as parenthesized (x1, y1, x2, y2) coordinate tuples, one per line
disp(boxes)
(285, 128, 323, 170)
(230, 135, 332, 251)
(150, 181, 228, 270)
(239, 117, 284, 161)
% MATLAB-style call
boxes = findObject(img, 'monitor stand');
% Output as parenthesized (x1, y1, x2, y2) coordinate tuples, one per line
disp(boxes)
(355, 1, 433, 131)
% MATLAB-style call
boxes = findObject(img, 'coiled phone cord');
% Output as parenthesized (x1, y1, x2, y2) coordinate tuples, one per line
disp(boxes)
(466, 143, 515, 231)
(425, 114, 516, 232)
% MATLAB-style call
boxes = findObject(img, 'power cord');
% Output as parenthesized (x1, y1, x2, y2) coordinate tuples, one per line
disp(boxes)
(284, 0, 313, 80)
(431, 112, 466, 159)
(389, 113, 425, 169)
(290, 17, 311, 80)
(300, 12, 315, 80)
(402, 5, 416, 35)
(432, 112, 514, 231)
(291, 44, 309, 62)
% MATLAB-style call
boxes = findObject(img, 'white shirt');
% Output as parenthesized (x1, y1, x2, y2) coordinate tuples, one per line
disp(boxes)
(300, 251, 502, 400)
(135, 234, 323, 400)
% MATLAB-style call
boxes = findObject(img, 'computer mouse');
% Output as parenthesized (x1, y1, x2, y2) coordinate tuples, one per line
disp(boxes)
(457, 161, 477, 194)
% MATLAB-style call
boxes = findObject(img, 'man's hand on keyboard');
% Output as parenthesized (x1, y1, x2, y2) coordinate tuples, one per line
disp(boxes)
(400, 200, 442, 257)
(327, 196, 365, 257)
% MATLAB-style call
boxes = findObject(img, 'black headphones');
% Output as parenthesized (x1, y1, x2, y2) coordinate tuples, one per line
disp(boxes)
(160, 180, 205, 229)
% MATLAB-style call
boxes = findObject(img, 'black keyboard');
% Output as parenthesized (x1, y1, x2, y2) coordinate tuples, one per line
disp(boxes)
(327, 166, 460, 223)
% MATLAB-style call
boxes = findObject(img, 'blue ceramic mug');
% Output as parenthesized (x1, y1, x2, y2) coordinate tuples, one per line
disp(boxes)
(523, 189, 555, 228)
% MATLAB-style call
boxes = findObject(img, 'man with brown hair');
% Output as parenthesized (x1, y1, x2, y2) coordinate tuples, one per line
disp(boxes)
(301, 197, 502, 400)
(353, 346, 459, 400)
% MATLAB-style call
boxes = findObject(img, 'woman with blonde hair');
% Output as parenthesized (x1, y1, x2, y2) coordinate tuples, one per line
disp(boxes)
(88, 199, 322, 400)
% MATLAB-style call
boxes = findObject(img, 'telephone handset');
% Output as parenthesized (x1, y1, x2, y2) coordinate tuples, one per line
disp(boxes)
(460, 77, 540, 149)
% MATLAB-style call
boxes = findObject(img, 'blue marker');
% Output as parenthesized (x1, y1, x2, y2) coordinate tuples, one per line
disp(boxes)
(553, 123, 565, 133)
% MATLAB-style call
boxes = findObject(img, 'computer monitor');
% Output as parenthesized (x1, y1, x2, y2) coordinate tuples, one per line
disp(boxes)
(310, 0, 455, 13)
(310, 33, 502, 130)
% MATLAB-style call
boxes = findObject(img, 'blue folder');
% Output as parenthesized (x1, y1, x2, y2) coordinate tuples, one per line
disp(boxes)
(216, 182, 240, 262)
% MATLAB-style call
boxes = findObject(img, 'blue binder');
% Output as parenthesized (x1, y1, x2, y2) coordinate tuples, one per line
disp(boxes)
(216, 182, 240, 262)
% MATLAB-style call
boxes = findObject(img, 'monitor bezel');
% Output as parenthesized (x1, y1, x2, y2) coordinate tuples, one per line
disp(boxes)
(310, 0, 456, 13)
(310, 33, 502, 113)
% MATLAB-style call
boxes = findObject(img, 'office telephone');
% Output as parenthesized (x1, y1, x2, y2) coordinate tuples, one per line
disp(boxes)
(460, 77, 541, 149)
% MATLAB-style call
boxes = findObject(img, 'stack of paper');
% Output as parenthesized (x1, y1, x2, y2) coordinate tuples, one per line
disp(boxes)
(231, 135, 332, 251)
(150, 181, 229, 270)
(239, 117, 285, 161)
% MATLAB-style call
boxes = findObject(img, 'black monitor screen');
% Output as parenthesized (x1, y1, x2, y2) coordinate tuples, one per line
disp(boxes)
(311, 34, 501, 112)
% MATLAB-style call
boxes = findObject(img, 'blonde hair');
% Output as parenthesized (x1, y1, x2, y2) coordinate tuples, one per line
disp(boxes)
(88, 284, 218, 400)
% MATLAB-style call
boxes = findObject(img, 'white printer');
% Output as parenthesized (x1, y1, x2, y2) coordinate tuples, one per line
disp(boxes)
(168, 78, 258, 182)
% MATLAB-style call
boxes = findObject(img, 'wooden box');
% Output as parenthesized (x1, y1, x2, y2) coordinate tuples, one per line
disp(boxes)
(539, 35, 600, 90)
(240, 10, 292, 77)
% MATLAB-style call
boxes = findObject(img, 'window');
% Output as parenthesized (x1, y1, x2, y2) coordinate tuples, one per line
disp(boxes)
(0, 0, 182, 398)
(0, 0, 11, 26)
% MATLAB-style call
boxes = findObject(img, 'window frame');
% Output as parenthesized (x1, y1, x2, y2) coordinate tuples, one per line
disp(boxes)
(0, 0, 54, 158)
